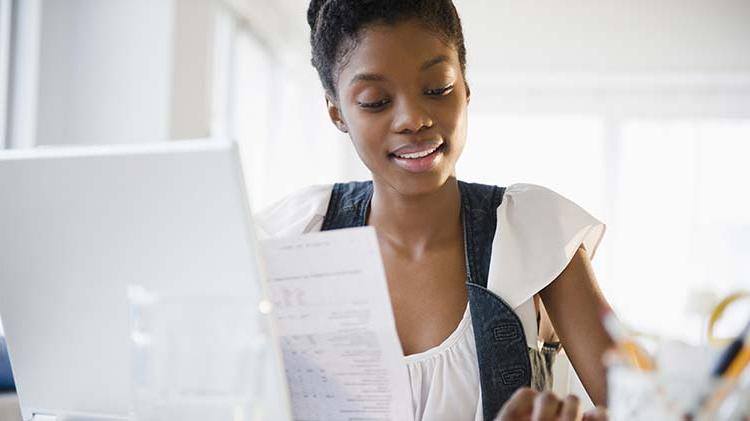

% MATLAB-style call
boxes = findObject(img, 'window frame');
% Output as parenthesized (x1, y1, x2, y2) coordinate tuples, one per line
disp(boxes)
(0, 0, 13, 149)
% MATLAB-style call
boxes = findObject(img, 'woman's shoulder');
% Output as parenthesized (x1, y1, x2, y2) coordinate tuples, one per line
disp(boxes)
(488, 182, 606, 308)
(500, 183, 602, 235)
(459, 181, 578, 210)
(502, 182, 580, 207)
(254, 184, 334, 239)
(498, 182, 564, 198)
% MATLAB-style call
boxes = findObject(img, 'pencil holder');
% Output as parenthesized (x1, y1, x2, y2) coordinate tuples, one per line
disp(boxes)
(714, 379, 750, 421)
(608, 366, 750, 421)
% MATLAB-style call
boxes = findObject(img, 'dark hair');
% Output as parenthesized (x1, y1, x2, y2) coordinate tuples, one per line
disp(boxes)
(307, 0, 467, 99)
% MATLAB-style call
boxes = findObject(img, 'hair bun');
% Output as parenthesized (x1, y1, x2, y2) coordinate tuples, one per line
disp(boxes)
(307, 0, 329, 30)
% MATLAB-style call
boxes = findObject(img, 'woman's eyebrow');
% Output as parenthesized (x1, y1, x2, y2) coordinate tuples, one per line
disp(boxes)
(420, 55, 449, 71)
(348, 55, 451, 86)
(349, 73, 386, 86)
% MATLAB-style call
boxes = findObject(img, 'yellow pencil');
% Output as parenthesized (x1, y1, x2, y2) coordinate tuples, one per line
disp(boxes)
(601, 310, 656, 372)
(724, 344, 750, 379)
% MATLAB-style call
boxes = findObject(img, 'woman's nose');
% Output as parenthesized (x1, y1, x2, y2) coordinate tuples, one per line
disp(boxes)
(392, 97, 434, 134)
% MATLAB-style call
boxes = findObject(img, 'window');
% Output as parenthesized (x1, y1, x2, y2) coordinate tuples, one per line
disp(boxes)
(212, 5, 358, 212)
(0, 0, 12, 149)
(459, 114, 607, 218)
(613, 119, 750, 341)
(212, 8, 271, 209)
(461, 109, 750, 343)
(212, 8, 275, 210)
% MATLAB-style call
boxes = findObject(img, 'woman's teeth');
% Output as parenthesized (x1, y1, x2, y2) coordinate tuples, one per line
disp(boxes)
(395, 146, 439, 159)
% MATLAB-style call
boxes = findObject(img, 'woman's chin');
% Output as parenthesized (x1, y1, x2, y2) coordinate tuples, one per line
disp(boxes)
(380, 169, 457, 198)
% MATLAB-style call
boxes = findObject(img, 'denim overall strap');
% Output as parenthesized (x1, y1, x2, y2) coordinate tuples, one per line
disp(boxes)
(321, 181, 373, 230)
(458, 181, 532, 421)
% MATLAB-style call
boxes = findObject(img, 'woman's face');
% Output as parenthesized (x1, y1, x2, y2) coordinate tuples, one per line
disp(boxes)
(328, 20, 469, 196)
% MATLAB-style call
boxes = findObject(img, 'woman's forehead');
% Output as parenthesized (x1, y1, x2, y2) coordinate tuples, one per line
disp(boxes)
(339, 21, 460, 82)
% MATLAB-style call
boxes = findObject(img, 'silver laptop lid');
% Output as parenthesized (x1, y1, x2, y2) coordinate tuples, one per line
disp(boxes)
(0, 140, 291, 421)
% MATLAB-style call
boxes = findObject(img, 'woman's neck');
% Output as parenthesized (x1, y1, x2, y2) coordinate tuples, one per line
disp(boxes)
(367, 177, 463, 257)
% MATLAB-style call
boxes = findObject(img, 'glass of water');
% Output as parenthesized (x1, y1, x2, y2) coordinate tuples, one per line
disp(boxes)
(128, 285, 278, 421)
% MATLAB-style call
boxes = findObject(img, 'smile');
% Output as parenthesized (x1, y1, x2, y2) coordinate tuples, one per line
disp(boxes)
(390, 143, 446, 174)
(394, 145, 441, 159)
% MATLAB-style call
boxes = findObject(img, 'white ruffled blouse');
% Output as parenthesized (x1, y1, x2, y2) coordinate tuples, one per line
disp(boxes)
(255, 183, 605, 421)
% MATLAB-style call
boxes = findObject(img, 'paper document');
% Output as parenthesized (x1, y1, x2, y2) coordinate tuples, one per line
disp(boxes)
(262, 227, 413, 421)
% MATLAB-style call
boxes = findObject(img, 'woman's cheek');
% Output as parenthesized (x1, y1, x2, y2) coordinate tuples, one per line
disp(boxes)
(434, 105, 464, 138)
(357, 115, 391, 149)
(348, 124, 390, 171)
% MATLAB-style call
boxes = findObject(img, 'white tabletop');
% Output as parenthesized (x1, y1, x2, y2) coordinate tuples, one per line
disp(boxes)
(0, 394, 20, 421)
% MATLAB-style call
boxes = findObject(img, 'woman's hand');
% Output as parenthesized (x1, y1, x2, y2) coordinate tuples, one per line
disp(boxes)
(495, 388, 608, 421)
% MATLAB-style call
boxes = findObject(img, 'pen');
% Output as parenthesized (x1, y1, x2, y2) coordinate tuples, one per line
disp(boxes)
(710, 320, 750, 377)
(601, 310, 656, 372)
(723, 336, 750, 379)
(690, 318, 750, 419)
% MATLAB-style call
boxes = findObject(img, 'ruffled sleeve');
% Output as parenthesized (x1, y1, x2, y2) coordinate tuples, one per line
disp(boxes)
(487, 183, 606, 310)
(254, 184, 333, 239)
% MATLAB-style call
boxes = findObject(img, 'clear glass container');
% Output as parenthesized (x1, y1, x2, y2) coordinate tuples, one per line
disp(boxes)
(128, 285, 276, 421)
(608, 366, 750, 421)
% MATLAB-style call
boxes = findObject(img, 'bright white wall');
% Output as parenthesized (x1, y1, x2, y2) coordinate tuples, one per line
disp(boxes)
(34, 0, 174, 146)
(170, 0, 214, 140)
(455, 0, 750, 76)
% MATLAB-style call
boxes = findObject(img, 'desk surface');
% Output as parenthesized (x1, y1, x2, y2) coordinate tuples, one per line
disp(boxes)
(0, 394, 20, 421)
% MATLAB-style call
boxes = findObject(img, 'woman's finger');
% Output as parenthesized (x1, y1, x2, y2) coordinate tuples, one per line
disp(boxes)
(496, 388, 537, 420)
(559, 394, 582, 421)
(531, 391, 562, 421)
(582, 406, 609, 421)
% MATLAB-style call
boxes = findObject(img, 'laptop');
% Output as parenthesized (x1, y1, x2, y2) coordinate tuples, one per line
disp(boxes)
(0, 140, 293, 421)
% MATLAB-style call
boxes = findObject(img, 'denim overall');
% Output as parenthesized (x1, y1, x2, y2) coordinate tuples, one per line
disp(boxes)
(321, 180, 555, 420)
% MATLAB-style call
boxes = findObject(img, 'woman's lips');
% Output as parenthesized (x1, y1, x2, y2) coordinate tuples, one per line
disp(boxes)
(390, 143, 445, 173)
(391, 141, 443, 156)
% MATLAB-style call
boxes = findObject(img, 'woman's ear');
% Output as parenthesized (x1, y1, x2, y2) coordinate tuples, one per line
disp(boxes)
(326, 96, 349, 133)
(465, 80, 471, 104)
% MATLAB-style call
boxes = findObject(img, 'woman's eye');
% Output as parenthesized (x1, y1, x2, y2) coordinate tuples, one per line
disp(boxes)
(425, 85, 454, 96)
(358, 99, 391, 109)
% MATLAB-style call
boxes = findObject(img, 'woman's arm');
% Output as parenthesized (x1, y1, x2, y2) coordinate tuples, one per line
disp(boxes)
(539, 245, 614, 406)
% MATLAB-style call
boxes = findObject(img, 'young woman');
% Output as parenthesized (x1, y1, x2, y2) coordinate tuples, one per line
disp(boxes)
(257, 1, 614, 420)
